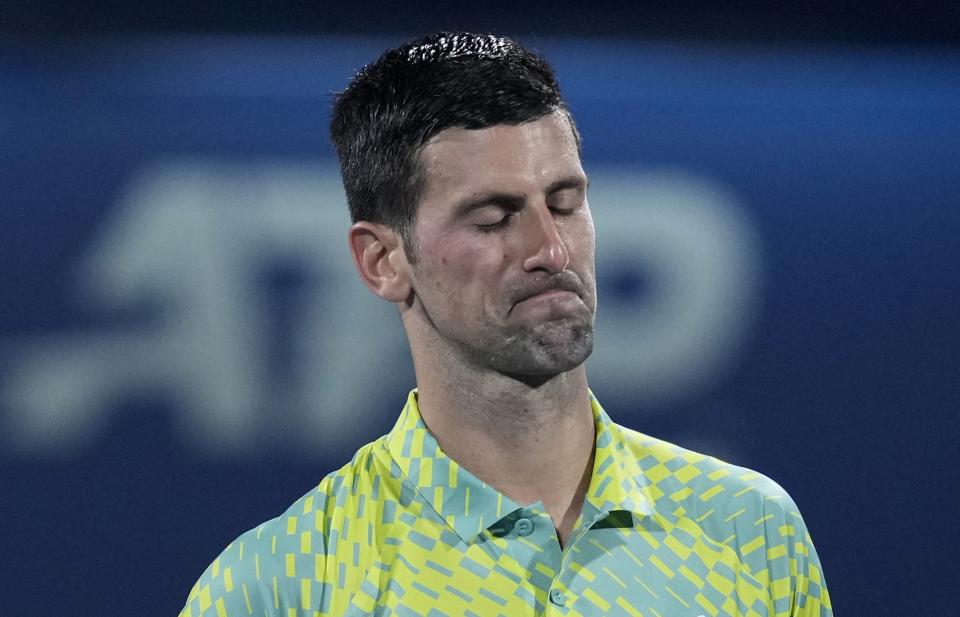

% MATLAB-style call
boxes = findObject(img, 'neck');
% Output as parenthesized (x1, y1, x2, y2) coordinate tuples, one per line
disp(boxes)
(411, 345, 595, 546)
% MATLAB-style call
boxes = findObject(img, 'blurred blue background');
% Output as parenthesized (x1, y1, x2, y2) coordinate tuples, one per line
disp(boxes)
(2, 5, 959, 616)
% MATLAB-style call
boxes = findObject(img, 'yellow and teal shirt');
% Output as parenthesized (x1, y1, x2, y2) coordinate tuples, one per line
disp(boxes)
(180, 391, 831, 617)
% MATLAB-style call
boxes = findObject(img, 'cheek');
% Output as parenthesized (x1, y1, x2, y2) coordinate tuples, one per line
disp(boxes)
(437, 237, 510, 273)
(420, 234, 513, 301)
(571, 216, 596, 259)
(422, 249, 482, 298)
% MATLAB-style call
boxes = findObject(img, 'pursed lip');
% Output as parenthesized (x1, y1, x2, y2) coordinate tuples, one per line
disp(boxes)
(508, 274, 584, 314)
(528, 289, 577, 300)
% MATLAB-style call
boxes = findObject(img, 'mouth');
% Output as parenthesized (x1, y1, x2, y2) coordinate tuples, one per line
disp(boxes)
(525, 289, 579, 301)
(508, 276, 584, 314)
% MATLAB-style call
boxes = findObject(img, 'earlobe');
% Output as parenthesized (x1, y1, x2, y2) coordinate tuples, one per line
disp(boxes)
(348, 222, 412, 303)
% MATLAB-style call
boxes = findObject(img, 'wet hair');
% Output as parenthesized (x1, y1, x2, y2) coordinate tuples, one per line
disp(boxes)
(330, 32, 579, 259)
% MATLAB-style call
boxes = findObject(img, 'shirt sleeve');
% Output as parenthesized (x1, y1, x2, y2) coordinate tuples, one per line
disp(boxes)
(760, 489, 833, 617)
(179, 524, 279, 617)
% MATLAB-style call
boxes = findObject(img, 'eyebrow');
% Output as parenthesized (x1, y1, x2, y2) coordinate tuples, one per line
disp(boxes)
(544, 175, 590, 196)
(450, 174, 590, 219)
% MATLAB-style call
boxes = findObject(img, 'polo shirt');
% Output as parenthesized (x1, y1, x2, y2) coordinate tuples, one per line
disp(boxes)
(179, 390, 832, 617)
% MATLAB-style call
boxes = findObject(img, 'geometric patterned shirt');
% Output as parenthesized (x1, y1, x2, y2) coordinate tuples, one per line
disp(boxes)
(179, 389, 832, 617)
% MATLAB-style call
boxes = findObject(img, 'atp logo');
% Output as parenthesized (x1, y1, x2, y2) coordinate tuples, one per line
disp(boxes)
(1, 160, 760, 458)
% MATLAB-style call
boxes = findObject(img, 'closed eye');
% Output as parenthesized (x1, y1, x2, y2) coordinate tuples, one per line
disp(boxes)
(546, 185, 586, 218)
(476, 213, 514, 232)
(550, 204, 581, 216)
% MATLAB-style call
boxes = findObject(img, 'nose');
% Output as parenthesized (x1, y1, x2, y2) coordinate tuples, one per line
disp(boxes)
(521, 204, 569, 273)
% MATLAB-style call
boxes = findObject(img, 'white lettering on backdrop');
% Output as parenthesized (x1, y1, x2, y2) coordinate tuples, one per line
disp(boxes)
(1, 160, 760, 457)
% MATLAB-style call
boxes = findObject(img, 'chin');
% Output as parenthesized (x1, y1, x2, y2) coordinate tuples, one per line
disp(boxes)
(494, 328, 594, 379)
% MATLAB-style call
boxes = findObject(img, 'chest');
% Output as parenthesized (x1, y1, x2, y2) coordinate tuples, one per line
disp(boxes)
(332, 512, 774, 617)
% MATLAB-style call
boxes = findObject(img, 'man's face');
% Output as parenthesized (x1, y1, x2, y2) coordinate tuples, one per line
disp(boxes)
(407, 111, 597, 378)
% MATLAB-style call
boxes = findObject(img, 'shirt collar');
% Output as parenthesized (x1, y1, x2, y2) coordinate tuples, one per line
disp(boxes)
(382, 389, 653, 543)
(580, 393, 655, 527)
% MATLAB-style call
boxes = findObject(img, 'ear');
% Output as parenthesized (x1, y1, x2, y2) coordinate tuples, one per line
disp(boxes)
(348, 221, 412, 303)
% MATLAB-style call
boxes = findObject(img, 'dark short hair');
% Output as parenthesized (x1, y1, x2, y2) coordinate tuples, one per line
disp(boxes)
(330, 32, 579, 258)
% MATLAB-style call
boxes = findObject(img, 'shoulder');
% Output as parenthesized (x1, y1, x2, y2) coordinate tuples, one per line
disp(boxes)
(615, 424, 812, 561)
(616, 423, 797, 514)
(615, 424, 833, 614)
(178, 438, 387, 617)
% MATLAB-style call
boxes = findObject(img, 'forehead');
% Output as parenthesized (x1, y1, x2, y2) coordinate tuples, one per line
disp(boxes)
(416, 112, 584, 207)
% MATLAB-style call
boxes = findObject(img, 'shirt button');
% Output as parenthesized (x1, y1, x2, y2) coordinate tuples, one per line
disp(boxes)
(515, 517, 534, 536)
(549, 588, 566, 606)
